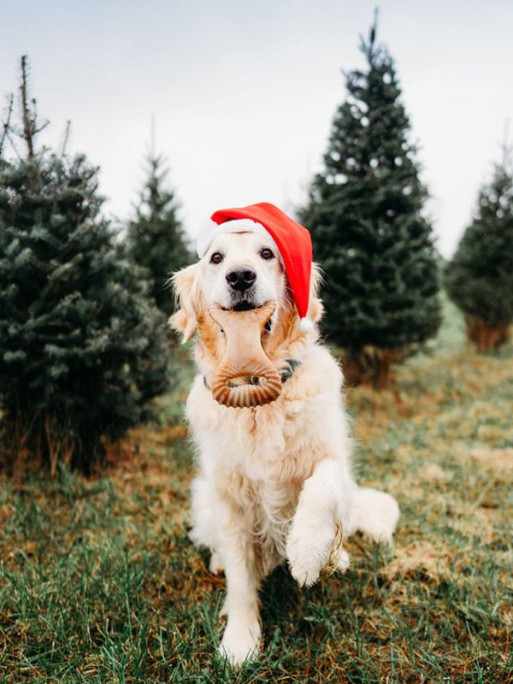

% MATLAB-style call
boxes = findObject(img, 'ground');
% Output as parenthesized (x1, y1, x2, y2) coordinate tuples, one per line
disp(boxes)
(0, 301, 512, 683)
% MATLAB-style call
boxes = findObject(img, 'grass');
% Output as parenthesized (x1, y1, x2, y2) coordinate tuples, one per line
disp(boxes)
(0, 310, 512, 683)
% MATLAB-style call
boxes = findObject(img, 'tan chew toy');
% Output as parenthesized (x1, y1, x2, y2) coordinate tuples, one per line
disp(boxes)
(208, 302, 282, 408)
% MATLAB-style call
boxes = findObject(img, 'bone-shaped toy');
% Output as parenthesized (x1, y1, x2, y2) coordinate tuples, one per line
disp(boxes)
(208, 302, 282, 408)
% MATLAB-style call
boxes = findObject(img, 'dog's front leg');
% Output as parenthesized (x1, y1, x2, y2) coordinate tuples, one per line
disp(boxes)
(218, 504, 261, 665)
(286, 458, 352, 587)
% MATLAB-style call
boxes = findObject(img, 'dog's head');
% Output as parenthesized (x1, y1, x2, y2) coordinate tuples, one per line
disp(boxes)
(170, 231, 322, 361)
(201, 230, 286, 313)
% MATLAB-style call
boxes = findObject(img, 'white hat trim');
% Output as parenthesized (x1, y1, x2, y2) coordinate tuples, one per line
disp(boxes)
(196, 218, 280, 260)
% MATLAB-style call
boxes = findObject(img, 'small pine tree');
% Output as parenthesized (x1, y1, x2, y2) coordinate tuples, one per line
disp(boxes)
(300, 17, 440, 387)
(0, 57, 170, 473)
(446, 148, 513, 351)
(127, 149, 193, 316)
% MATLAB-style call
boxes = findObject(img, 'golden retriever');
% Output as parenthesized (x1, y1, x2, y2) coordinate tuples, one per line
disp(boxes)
(171, 230, 399, 665)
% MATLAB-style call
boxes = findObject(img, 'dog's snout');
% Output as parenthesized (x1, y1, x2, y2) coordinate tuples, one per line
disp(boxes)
(225, 265, 257, 292)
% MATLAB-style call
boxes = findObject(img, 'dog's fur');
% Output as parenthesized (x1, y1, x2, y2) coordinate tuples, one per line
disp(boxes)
(171, 231, 399, 664)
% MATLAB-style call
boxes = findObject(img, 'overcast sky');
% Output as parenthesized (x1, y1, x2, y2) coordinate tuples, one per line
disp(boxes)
(1, 0, 512, 257)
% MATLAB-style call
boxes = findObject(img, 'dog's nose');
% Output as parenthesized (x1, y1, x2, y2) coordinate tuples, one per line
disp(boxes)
(225, 265, 257, 292)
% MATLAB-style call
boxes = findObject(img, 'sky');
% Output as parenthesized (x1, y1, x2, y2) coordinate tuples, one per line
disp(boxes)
(1, 0, 512, 257)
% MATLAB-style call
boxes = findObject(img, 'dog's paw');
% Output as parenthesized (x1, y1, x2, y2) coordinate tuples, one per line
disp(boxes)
(209, 551, 224, 575)
(219, 620, 260, 666)
(287, 550, 322, 587)
(332, 546, 350, 574)
(351, 487, 400, 544)
(286, 517, 334, 587)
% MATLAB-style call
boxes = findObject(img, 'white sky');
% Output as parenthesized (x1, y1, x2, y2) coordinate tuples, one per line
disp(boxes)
(1, 0, 512, 257)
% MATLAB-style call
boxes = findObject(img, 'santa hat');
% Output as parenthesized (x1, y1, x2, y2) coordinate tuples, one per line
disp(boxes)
(196, 202, 314, 332)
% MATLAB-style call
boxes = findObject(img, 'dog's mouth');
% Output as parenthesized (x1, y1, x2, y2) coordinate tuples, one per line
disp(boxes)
(229, 291, 259, 312)
(217, 299, 276, 332)
(233, 301, 256, 312)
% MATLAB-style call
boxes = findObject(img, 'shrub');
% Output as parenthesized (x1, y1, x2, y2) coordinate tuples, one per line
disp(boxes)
(446, 149, 513, 351)
(0, 58, 171, 472)
(300, 18, 440, 387)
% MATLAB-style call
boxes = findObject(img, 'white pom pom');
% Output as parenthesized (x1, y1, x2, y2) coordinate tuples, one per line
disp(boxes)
(299, 317, 314, 333)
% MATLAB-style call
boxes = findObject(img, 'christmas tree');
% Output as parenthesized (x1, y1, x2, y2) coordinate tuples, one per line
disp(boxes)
(446, 147, 513, 350)
(127, 144, 193, 317)
(300, 17, 440, 387)
(0, 57, 170, 473)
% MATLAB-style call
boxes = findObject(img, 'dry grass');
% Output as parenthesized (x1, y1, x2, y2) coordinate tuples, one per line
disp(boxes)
(0, 306, 512, 682)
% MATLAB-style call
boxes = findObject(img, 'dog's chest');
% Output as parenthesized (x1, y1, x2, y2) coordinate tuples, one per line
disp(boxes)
(189, 379, 312, 472)
(199, 402, 314, 480)
(209, 406, 315, 522)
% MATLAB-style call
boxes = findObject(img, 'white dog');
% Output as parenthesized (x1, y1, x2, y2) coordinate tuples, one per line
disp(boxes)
(171, 207, 399, 665)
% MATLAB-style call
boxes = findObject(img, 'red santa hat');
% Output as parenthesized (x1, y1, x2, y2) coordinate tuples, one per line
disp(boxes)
(196, 202, 314, 332)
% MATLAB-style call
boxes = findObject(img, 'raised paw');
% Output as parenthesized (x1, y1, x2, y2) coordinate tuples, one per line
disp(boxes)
(286, 518, 335, 587)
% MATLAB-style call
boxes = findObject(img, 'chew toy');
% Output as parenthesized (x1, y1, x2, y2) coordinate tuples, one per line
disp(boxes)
(208, 302, 282, 408)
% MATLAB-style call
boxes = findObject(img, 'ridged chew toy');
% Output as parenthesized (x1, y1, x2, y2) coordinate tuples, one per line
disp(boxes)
(208, 302, 282, 408)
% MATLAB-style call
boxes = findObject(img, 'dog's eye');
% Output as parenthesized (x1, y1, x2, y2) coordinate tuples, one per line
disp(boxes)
(210, 252, 224, 265)
(260, 248, 274, 260)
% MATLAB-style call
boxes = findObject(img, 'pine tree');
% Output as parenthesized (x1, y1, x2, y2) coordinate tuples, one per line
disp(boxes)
(127, 148, 193, 317)
(300, 17, 440, 387)
(0, 57, 170, 473)
(445, 148, 513, 350)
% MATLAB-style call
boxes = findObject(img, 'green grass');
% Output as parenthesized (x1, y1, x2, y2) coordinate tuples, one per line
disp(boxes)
(0, 313, 512, 682)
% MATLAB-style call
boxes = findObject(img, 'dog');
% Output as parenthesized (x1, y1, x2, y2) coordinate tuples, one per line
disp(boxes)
(171, 205, 399, 665)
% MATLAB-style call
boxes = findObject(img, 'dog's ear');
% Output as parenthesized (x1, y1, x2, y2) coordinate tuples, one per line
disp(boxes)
(306, 262, 324, 324)
(170, 263, 200, 343)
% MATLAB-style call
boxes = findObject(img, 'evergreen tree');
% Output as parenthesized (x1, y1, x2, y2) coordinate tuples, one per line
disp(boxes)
(300, 17, 440, 387)
(446, 148, 513, 350)
(0, 57, 170, 473)
(127, 149, 193, 317)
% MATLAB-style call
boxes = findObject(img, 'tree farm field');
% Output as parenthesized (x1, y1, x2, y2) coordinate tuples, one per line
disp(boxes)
(0, 301, 512, 684)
